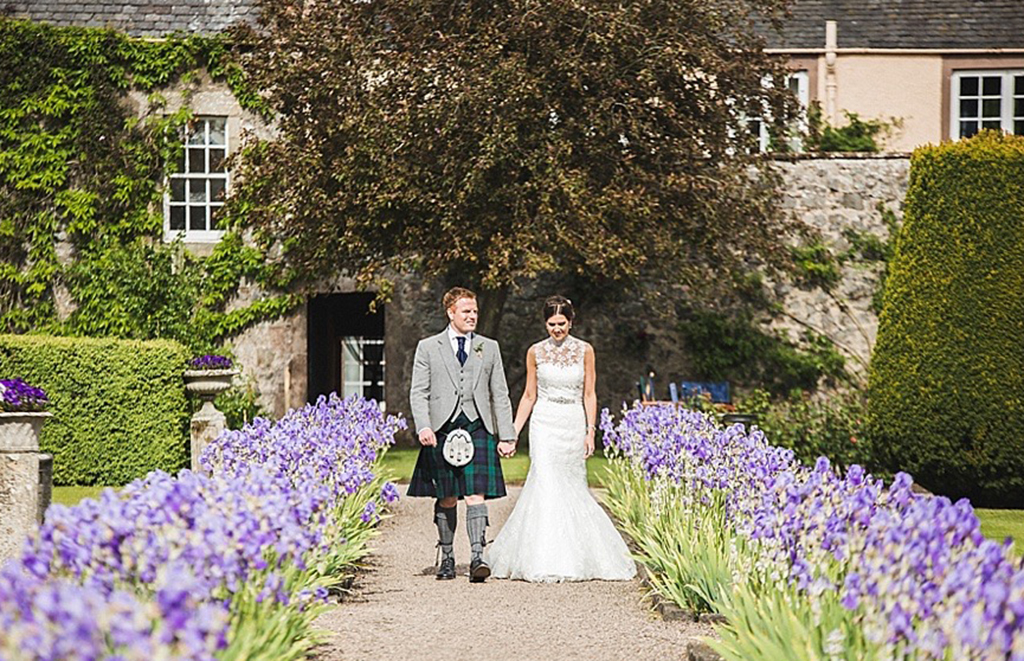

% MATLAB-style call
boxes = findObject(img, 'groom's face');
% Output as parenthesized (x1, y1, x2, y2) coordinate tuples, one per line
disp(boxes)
(448, 297, 478, 335)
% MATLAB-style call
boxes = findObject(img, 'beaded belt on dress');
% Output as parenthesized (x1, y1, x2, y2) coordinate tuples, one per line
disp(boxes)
(545, 395, 579, 404)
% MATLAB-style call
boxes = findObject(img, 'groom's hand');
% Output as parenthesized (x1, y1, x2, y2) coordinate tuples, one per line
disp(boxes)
(418, 428, 437, 447)
(498, 441, 516, 458)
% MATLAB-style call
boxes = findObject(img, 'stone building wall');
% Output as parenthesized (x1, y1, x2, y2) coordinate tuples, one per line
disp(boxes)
(770, 155, 910, 381)
(230, 155, 912, 434)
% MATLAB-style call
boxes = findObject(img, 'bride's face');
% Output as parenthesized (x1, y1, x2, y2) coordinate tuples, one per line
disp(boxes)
(545, 314, 571, 341)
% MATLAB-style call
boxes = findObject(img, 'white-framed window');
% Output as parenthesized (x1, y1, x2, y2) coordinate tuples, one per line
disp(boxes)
(951, 70, 1024, 139)
(341, 337, 385, 408)
(747, 70, 810, 152)
(165, 116, 229, 242)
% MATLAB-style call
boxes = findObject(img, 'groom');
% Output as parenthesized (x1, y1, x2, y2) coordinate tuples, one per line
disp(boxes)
(407, 287, 518, 582)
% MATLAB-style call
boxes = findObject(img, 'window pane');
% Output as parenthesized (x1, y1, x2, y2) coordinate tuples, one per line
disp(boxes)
(209, 149, 226, 173)
(982, 120, 1002, 130)
(982, 99, 1002, 117)
(187, 123, 205, 145)
(208, 118, 226, 145)
(960, 121, 979, 137)
(344, 360, 362, 384)
(960, 76, 979, 96)
(364, 343, 383, 363)
(175, 148, 185, 173)
(210, 178, 226, 202)
(188, 148, 206, 173)
(210, 204, 224, 230)
(1015, 120, 1024, 135)
(1016, 75, 1024, 95)
(169, 205, 185, 230)
(1015, 98, 1024, 118)
(170, 178, 185, 202)
(982, 76, 1001, 96)
(365, 362, 384, 385)
(189, 179, 207, 203)
(960, 99, 979, 117)
(189, 206, 207, 231)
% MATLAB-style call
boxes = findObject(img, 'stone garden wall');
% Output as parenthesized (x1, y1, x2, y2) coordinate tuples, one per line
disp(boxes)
(770, 154, 911, 381)
(231, 155, 912, 430)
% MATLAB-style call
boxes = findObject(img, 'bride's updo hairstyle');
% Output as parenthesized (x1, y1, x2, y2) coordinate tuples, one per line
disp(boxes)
(543, 295, 575, 322)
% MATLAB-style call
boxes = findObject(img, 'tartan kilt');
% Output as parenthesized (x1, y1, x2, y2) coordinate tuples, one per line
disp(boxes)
(408, 413, 507, 500)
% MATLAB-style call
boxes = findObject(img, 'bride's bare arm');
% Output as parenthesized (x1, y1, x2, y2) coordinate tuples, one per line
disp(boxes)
(513, 346, 538, 436)
(583, 344, 597, 458)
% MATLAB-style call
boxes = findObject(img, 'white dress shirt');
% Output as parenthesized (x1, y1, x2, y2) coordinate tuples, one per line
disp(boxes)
(447, 325, 473, 358)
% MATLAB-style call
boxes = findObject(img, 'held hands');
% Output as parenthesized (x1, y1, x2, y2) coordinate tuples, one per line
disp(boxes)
(497, 440, 517, 458)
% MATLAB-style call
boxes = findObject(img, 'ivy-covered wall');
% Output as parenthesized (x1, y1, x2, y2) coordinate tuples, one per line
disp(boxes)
(0, 18, 295, 357)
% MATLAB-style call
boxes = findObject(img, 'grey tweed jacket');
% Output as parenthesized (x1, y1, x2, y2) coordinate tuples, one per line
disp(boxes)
(409, 330, 516, 441)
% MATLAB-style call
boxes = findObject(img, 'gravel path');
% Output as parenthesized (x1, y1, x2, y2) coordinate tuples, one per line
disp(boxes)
(315, 486, 712, 661)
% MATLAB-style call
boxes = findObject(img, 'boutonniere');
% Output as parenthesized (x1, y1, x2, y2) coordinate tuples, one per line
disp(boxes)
(472, 342, 484, 357)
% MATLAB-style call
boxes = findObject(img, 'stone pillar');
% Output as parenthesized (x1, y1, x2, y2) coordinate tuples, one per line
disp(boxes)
(0, 413, 50, 563)
(184, 369, 237, 473)
(190, 400, 226, 473)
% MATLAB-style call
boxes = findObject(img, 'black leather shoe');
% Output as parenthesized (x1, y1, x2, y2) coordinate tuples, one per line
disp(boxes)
(469, 557, 490, 583)
(436, 557, 455, 580)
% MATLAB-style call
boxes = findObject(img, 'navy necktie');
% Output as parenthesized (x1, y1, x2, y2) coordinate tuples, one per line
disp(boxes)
(456, 336, 467, 366)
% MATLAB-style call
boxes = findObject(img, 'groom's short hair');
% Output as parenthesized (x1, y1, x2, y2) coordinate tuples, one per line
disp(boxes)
(443, 286, 477, 311)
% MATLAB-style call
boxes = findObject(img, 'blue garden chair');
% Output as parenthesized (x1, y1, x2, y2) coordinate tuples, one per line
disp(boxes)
(678, 381, 730, 404)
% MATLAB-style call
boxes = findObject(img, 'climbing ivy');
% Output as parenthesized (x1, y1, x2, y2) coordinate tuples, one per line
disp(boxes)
(0, 18, 292, 352)
(804, 102, 901, 153)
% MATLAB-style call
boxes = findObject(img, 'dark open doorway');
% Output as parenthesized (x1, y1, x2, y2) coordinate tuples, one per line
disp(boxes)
(307, 293, 385, 408)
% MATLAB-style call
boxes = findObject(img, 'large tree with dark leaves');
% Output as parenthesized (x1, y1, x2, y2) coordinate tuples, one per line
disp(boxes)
(228, 0, 797, 334)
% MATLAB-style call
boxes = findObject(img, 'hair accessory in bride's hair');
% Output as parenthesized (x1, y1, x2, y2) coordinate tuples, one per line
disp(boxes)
(542, 295, 575, 322)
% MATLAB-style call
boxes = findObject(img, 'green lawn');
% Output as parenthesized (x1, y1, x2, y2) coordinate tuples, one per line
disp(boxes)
(381, 446, 610, 487)
(51, 485, 110, 507)
(976, 509, 1024, 554)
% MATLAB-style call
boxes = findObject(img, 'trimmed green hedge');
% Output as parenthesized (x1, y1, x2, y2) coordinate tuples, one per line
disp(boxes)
(868, 132, 1024, 506)
(0, 334, 190, 485)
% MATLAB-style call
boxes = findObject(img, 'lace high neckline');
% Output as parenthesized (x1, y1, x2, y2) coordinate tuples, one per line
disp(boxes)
(546, 335, 572, 348)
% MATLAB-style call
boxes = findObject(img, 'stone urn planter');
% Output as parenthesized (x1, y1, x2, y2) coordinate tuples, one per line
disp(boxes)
(183, 369, 238, 472)
(183, 369, 238, 403)
(0, 411, 52, 453)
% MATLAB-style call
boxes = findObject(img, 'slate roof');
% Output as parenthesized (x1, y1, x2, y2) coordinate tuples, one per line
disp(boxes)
(11, 1, 1024, 49)
(766, 0, 1024, 50)
(10, 0, 257, 38)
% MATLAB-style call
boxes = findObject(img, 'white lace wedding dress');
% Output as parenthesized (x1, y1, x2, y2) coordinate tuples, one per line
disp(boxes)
(486, 336, 636, 582)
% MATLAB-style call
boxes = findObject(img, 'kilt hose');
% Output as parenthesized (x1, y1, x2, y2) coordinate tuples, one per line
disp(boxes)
(408, 413, 507, 500)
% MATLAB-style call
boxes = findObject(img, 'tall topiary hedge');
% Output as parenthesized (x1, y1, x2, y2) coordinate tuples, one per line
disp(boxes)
(868, 132, 1024, 506)
(0, 334, 190, 485)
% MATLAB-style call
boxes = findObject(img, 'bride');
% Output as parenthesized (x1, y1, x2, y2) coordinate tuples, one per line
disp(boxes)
(486, 296, 636, 582)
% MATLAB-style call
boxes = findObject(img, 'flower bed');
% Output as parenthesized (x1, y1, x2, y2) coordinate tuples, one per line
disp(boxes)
(0, 393, 404, 660)
(600, 404, 1024, 660)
